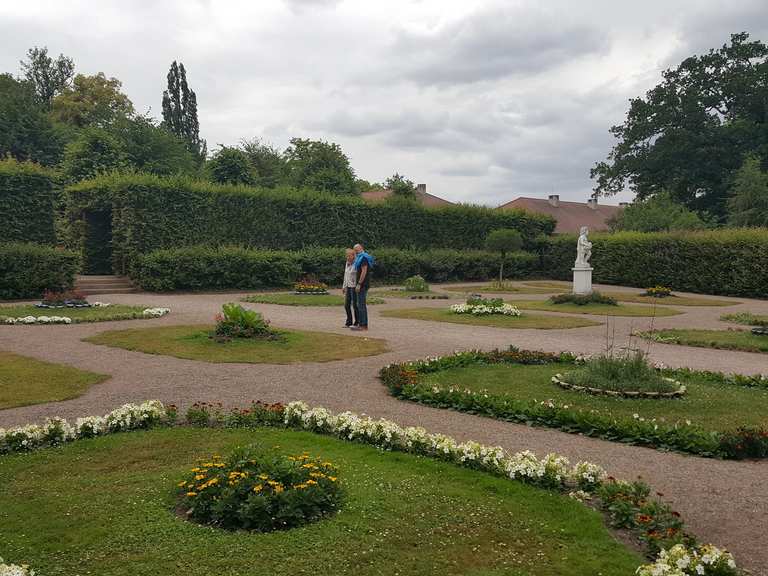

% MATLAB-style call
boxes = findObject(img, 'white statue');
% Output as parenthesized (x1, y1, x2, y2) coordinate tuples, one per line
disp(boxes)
(574, 226, 592, 268)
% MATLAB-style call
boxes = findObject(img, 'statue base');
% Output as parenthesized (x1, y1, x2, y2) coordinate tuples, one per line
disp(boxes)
(572, 267, 593, 295)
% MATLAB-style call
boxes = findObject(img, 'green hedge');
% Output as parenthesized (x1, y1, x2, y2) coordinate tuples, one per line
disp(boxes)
(0, 242, 80, 300)
(541, 229, 768, 298)
(66, 173, 554, 274)
(132, 246, 537, 292)
(0, 158, 57, 245)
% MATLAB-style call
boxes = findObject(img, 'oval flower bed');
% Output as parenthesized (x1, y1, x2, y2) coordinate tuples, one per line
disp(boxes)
(0, 400, 740, 575)
(0, 304, 170, 324)
(551, 373, 687, 398)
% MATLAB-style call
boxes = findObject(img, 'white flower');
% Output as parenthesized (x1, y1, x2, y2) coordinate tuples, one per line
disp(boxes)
(142, 307, 170, 318)
(0, 557, 36, 575)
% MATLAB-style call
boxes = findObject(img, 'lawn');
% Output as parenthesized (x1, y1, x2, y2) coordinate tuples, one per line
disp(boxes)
(421, 363, 768, 431)
(721, 312, 768, 326)
(442, 283, 563, 295)
(0, 427, 642, 576)
(373, 289, 450, 299)
(242, 293, 384, 306)
(512, 300, 683, 317)
(0, 304, 153, 322)
(0, 351, 109, 409)
(600, 292, 738, 307)
(638, 328, 768, 354)
(84, 325, 389, 363)
(380, 308, 600, 329)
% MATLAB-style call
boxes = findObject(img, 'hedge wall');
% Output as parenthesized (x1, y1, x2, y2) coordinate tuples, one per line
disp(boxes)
(541, 229, 768, 298)
(66, 173, 554, 274)
(0, 158, 57, 245)
(132, 245, 537, 292)
(0, 242, 80, 300)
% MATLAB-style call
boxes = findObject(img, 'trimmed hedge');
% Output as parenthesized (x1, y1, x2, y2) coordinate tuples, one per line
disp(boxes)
(541, 229, 768, 298)
(0, 242, 80, 300)
(65, 173, 554, 274)
(0, 158, 57, 245)
(132, 246, 538, 292)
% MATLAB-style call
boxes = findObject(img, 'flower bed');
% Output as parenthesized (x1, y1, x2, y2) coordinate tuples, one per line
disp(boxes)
(1, 307, 170, 324)
(644, 285, 673, 298)
(551, 373, 687, 398)
(450, 297, 521, 316)
(294, 280, 329, 295)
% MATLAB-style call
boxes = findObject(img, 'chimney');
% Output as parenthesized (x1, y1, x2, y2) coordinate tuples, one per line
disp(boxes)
(416, 183, 426, 195)
(547, 194, 559, 207)
(587, 198, 598, 210)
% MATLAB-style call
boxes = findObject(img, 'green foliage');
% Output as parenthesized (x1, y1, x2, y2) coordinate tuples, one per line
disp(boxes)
(283, 138, 356, 195)
(608, 193, 709, 232)
(50, 72, 134, 128)
(214, 303, 277, 340)
(549, 291, 618, 306)
(0, 242, 79, 299)
(0, 74, 64, 165)
(176, 445, 343, 532)
(644, 286, 672, 298)
(563, 352, 679, 394)
(541, 229, 768, 298)
(132, 245, 538, 291)
(355, 178, 384, 193)
(591, 32, 768, 218)
(65, 173, 553, 273)
(19, 46, 75, 107)
(107, 115, 196, 175)
(384, 173, 415, 198)
(720, 311, 768, 327)
(240, 138, 286, 188)
(161, 61, 206, 162)
(206, 146, 256, 185)
(719, 428, 768, 459)
(486, 228, 523, 283)
(402, 275, 429, 292)
(727, 154, 768, 227)
(60, 127, 128, 183)
(0, 158, 57, 244)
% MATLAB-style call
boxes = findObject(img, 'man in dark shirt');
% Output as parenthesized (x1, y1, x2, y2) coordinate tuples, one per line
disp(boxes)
(351, 243, 373, 331)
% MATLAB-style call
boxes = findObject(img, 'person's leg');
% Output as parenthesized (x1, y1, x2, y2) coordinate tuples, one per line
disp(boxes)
(357, 288, 368, 328)
(344, 289, 354, 326)
(351, 289, 359, 326)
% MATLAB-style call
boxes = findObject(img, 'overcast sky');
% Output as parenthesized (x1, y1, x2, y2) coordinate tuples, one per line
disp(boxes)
(2, 0, 766, 205)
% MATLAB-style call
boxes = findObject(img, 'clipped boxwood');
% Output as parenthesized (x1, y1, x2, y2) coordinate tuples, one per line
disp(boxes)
(540, 229, 768, 298)
(0, 242, 80, 300)
(132, 245, 538, 291)
(0, 158, 57, 245)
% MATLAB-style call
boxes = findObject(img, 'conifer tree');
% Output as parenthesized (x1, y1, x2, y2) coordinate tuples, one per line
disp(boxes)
(161, 61, 206, 162)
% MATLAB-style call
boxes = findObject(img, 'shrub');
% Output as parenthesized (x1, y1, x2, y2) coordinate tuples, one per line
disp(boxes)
(0, 242, 80, 300)
(540, 229, 768, 298)
(403, 275, 429, 292)
(176, 445, 343, 532)
(0, 158, 57, 245)
(561, 351, 682, 394)
(214, 303, 278, 340)
(41, 289, 88, 306)
(644, 286, 672, 298)
(719, 427, 768, 459)
(549, 291, 618, 306)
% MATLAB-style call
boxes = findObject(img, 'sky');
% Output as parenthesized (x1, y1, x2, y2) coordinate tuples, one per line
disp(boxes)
(1, 0, 767, 206)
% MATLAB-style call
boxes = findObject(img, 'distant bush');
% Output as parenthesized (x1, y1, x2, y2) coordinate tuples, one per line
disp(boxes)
(403, 275, 429, 292)
(549, 291, 618, 306)
(0, 242, 80, 300)
(0, 158, 57, 245)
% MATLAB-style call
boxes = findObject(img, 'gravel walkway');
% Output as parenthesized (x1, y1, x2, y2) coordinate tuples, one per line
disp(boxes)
(1, 284, 767, 574)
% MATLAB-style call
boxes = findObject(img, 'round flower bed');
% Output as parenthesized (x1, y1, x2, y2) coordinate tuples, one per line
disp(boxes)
(551, 374, 687, 399)
(177, 446, 343, 531)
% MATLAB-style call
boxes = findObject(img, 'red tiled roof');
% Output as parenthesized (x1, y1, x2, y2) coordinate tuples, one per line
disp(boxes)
(497, 197, 622, 234)
(361, 189, 453, 208)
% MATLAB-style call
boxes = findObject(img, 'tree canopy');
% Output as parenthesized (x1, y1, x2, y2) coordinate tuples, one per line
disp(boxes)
(283, 138, 357, 195)
(60, 127, 128, 183)
(19, 46, 74, 107)
(51, 73, 134, 127)
(240, 138, 286, 188)
(206, 146, 256, 185)
(591, 32, 768, 220)
(162, 61, 206, 163)
(108, 115, 196, 176)
(485, 228, 523, 284)
(728, 155, 768, 227)
(384, 173, 416, 198)
(608, 192, 709, 232)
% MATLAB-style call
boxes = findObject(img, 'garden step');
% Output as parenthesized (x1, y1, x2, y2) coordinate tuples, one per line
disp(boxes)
(74, 275, 138, 296)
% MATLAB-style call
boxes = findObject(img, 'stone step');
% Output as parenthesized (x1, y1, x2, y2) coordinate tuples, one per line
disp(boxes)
(74, 275, 137, 296)
(78, 287, 139, 296)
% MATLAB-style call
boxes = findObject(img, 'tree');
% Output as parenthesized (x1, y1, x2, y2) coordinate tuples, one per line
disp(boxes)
(51, 73, 134, 127)
(60, 127, 127, 183)
(161, 61, 206, 163)
(591, 32, 768, 220)
(728, 155, 768, 227)
(355, 178, 383, 193)
(108, 115, 196, 176)
(0, 74, 64, 165)
(240, 137, 286, 188)
(19, 46, 75, 107)
(283, 138, 356, 194)
(485, 229, 523, 285)
(206, 146, 256, 185)
(608, 192, 709, 232)
(384, 173, 416, 198)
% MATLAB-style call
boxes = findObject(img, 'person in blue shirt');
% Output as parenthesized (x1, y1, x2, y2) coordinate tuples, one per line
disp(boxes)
(350, 243, 374, 331)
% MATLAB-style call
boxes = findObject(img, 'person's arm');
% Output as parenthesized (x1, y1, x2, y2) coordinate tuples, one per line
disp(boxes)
(356, 262, 368, 291)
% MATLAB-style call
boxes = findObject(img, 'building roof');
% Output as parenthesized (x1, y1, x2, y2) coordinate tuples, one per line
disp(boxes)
(361, 185, 453, 208)
(497, 196, 623, 234)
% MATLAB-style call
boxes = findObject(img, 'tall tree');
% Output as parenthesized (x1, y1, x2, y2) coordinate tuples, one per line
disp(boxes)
(60, 127, 128, 183)
(51, 73, 134, 128)
(240, 137, 286, 188)
(206, 146, 256, 185)
(591, 32, 768, 220)
(283, 137, 356, 195)
(161, 61, 206, 163)
(728, 155, 768, 227)
(19, 46, 75, 108)
(384, 173, 416, 198)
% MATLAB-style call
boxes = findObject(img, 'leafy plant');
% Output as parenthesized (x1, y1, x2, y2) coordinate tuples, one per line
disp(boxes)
(550, 291, 618, 306)
(403, 275, 429, 292)
(719, 427, 768, 459)
(176, 445, 343, 531)
(486, 228, 523, 284)
(214, 303, 278, 340)
(562, 351, 680, 394)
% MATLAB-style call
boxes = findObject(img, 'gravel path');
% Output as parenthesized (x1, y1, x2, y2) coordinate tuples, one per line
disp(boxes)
(1, 284, 767, 574)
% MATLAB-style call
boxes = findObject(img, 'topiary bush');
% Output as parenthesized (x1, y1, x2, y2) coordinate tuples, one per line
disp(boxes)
(549, 291, 618, 306)
(0, 158, 57, 245)
(0, 242, 80, 300)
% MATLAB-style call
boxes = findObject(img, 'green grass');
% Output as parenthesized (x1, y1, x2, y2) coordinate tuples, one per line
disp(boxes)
(601, 292, 738, 307)
(563, 353, 679, 393)
(0, 304, 151, 323)
(0, 427, 642, 576)
(422, 363, 768, 431)
(373, 289, 450, 299)
(0, 351, 109, 409)
(380, 308, 600, 329)
(513, 300, 683, 317)
(84, 325, 389, 363)
(242, 293, 384, 306)
(442, 283, 563, 295)
(638, 328, 768, 354)
(720, 312, 768, 327)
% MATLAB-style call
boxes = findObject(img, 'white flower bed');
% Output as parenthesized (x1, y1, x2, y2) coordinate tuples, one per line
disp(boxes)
(636, 543, 736, 575)
(3, 315, 72, 325)
(0, 557, 35, 576)
(450, 303, 521, 316)
(142, 307, 170, 318)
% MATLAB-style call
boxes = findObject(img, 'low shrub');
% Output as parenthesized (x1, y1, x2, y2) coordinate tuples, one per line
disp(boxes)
(721, 312, 768, 327)
(644, 285, 672, 298)
(0, 242, 80, 300)
(214, 303, 278, 340)
(561, 351, 682, 394)
(176, 445, 343, 532)
(549, 291, 618, 306)
(719, 427, 768, 459)
(403, 275, 429, 292)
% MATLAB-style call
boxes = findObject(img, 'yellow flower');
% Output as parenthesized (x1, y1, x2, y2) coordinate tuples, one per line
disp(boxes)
(253, 484, 263, 493)
(328, 476, 337, 482)
(190, 467, 201, 473)
(194, 474, 205, 481)
(186, 492, 198, 497)
(259, 474, 269, 480)
(274, 485, 284, 494)
(177, 481, 186, 488)
(306, 479, 317, 486)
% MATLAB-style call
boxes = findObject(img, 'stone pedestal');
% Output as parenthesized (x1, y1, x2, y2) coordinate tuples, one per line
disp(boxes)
(572, 267, 593, 295)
